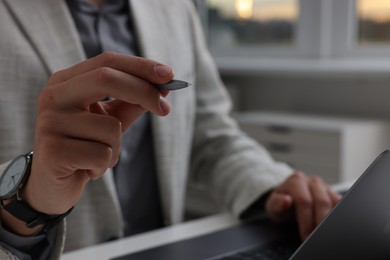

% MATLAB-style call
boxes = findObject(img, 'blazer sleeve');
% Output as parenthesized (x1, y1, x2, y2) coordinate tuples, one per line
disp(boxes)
(185, 1, 294, 217)
(0, 161, 66, 260)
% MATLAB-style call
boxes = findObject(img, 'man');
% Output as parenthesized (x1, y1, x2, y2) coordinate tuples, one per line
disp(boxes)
(0, 0, 340, 259)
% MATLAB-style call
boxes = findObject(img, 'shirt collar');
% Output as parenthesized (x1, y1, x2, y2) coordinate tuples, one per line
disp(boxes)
(67, 0, 127, 14)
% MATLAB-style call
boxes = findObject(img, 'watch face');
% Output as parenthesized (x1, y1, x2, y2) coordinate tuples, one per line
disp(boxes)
(0, 155, 28, 199)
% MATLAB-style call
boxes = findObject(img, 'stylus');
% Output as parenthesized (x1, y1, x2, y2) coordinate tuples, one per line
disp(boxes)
(155, 80, 191, 91)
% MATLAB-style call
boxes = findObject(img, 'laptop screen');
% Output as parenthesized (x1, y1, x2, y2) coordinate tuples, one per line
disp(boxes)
(290, 150, 390, 260)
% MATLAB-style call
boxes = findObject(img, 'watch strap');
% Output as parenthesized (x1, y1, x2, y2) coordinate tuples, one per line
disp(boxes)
(3, 198, 73, 231)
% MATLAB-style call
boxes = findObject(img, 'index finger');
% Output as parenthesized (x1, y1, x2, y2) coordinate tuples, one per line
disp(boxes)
(309, 177, 333, 226)
(278, 172, 315, 240)
(49, 52, 174, 85)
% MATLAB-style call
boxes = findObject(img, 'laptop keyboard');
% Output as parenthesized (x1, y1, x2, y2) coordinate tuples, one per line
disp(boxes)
(208, 239, 300, 260)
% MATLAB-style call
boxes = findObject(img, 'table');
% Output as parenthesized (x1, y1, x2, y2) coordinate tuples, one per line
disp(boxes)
(62, 213, 239, 260)
(62, 181, 354, 260)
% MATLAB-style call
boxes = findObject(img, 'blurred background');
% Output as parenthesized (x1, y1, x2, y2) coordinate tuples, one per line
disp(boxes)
(186, 0, 390, 219)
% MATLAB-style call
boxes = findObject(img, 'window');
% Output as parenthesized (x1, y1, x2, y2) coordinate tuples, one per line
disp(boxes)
(206, 0, 298, 48)
(193, 0, 390, 74)
(357, 0, 390, 45)
(194, 0, 298, 57)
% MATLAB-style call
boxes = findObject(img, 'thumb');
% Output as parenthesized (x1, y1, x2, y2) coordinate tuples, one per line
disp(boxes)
(265, 192, 294, 223)
(101, 98, 170, 132)
(102, 100, 147, 131)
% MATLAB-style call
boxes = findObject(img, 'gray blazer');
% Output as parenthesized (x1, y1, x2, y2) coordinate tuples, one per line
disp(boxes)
(0, 0, 292, 258)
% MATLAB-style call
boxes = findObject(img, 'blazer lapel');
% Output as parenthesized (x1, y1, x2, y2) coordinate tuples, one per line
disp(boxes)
(130, 1, 173, 65)
(131, 0, 182, 223)
(3, 0, 85, 74)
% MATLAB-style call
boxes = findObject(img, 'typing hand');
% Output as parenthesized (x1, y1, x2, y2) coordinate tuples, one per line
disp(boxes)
(265, 172, 341, 241)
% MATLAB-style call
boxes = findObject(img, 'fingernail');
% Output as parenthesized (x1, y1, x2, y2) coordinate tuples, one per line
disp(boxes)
(159, 96, 170, 114)
(155, 64, 172, 78)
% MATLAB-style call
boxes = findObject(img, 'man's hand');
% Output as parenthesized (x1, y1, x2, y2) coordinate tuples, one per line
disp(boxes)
(265, 172, 341, 241)
(2, 52, 174, 235)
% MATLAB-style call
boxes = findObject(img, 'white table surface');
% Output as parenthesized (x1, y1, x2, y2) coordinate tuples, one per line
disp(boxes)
(62, 181, 354, 260)
(62, 212, 240, 260)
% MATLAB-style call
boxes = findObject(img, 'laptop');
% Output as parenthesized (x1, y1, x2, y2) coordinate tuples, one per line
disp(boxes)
(112, 149, 390, 260)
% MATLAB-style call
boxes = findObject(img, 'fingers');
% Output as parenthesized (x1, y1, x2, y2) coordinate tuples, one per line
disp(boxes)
(309, 177, 333, 225)
(36, 110, 123, 169)
(265, 192, 293, 223)
(288, 173, 315, 240)
(43, 68, 170, 117)
(328, 187, 342, 204)
(266, 173, 314, 240)
(29, 110, 122, 214)
(52, 138, 114, 177)
(49, 52, 174, 85)
(34, 136, 115, 188)
(265, 172, 341, 241)
(43, 52, 174, 125)
(29, 138, 112, 214)
(100, 99, 150, 131)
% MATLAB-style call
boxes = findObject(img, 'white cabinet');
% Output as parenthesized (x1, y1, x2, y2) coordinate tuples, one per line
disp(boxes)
(234, 111, 390, 184)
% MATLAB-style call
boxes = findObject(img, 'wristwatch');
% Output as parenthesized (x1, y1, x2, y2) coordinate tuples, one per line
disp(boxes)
(0, 151, 73, 231)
